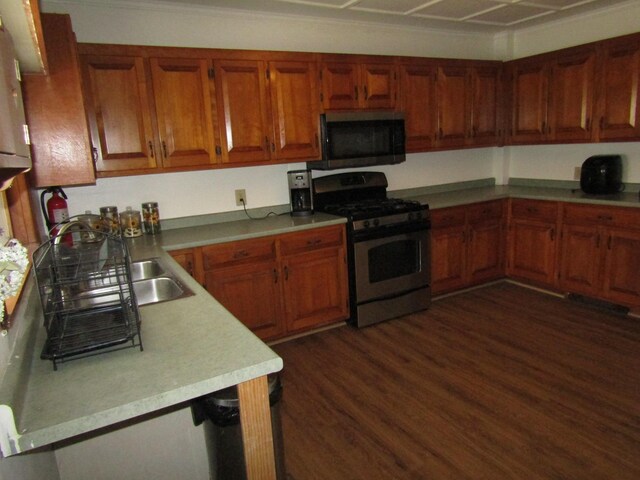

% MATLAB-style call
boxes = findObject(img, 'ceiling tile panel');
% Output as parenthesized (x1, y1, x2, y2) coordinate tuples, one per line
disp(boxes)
(522, 0, 597, 8)
(470, 3, 551, 24)
(352, 0, 433, 14)
(412, 0, 505, 20)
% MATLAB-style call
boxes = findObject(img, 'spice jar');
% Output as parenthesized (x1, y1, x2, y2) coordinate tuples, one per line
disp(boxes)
(120, 207, 143, 238)
(100, 206, 120, 236)
(142, 202, 161, 235)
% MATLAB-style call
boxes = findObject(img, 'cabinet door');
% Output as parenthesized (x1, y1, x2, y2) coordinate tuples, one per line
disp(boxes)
(466, 201, 505, 284)
(399, 63, 437, 151)
(508, 219, 557, 286)
(268, 61, 320, 161)
(548, 49, 596, 142)
(214, 59, 272, 164)
(470, 66, 501, 146)
(361, 63, 396, 110)
(0, 26, 28, 159)
(559, 224, 601, 297)
(81, 55, 157, 173)
(169, 248, 203, 284)
(467, 219, 505, 284)
(321, 62, 360, 110)
(436, 66, 469, 148)
(601, 228, 640, 307)
(205, 260, 284, 340)
(597, 39, 640, 140)
(150, 58, 217, 168)
(508, 60, 549, 143)
(282, 245, 348, 333)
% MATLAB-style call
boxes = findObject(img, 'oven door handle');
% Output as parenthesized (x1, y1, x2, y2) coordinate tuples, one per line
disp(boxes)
(352, 221, 430, 242)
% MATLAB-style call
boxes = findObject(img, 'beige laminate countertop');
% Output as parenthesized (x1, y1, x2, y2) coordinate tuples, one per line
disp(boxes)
(0, 212, 345, 457)
(402, 184, 640, 210)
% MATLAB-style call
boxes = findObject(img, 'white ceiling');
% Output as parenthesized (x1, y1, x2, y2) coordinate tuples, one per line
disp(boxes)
(117, 0, 634, 33)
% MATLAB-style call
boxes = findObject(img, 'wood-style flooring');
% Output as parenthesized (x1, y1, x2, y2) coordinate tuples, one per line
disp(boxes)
(272, 282, 640, 480)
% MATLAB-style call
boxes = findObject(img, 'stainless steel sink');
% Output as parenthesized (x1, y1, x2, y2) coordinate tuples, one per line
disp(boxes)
(130, 259, 166, 281)
(130, 258, 194, 306)
(133, 277, 192, 306)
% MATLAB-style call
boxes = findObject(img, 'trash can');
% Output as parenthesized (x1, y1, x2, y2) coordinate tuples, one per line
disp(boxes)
(192, 374, 286, 480)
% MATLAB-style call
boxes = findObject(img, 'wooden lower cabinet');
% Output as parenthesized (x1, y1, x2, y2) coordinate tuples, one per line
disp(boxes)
(559, 203, 640, 307)
(168, 248, 202, 283)
(507, 199, 560, 288)
(431, 200, 505, 295)
(196, 225, 348, 340)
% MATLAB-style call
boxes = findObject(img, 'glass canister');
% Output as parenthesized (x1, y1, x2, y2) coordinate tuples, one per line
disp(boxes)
(77, 210, 103, 243)
(120, 207, 143, 238)
(142, 202, 161, 235)
(100, 206, 120, 236)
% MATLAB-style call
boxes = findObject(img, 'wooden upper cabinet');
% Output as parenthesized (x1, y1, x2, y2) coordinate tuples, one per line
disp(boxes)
(548, 47, 596, 142)
(596, 37, 640, 141)
(470, 65, 501, 146)
(81, 54, 157, 173)
(508, 59, 549, 144)
(399, 63, 437, 151)
(214, 59, 272, 165)
(321, 59, 396, 110)
(436, 65, 469, 148)
(24, 14, 95, 187)
(268, 61, 320, 160)
(149, 57, 217, 168)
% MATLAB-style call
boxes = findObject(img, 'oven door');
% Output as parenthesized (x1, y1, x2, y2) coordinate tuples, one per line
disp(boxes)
(353, 223, 430, 304)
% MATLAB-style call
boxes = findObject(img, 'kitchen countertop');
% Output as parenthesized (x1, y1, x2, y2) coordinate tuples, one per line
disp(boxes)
(1, 185, 636, 457)
(0, 212, 345, 457)
(403, 184, 640, 210)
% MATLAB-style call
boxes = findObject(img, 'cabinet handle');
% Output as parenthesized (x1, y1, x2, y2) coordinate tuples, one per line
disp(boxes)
(162, 141, 168, 158)
(273, 268, 279, 283)
(307, 238, 322, 246)
(148, 141, 154, 158)
(364, 85, 368, 100)
(265, 136, 269, 151)
(92, 147, 98, 163)
(550, 228, 555, 241)
(271, 141, 275, 152)
(354, 86, 359, 100)
(233, 250, 249, 259)
(284, 265, 289, 281)
(541, 121, 547, 134)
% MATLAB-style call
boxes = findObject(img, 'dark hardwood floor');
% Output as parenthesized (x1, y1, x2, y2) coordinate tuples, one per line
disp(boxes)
(272, 282, 640, 480)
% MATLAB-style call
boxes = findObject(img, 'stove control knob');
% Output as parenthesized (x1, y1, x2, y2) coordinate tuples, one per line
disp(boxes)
(363, 220, 370, 228)
(373, 219, 380, 227)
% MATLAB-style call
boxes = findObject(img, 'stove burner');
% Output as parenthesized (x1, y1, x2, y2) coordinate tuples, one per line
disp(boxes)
(322, 198, 424, 221)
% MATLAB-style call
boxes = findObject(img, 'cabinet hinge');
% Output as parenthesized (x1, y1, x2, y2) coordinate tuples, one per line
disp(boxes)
(208, 68, 215, 79)
(14, 59, 21, 82)
(22, 124, 30, 146)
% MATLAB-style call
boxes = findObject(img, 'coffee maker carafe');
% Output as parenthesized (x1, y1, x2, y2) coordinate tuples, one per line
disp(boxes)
(288, 170, 313, 217)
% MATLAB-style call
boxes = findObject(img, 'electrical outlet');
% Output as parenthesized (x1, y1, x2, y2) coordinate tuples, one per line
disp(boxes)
(574, 166, 582, 180)
(235, 189, 247, 207)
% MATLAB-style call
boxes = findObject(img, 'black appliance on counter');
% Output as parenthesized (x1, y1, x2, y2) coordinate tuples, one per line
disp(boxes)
(287, 169, 313, 216)
(313, 172, 430, 328)
(307, 111, 405, 170)
(580, 155, 623, 194)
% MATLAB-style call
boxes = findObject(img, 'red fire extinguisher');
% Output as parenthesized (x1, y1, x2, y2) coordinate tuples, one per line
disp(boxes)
(40, 187, 70, 237)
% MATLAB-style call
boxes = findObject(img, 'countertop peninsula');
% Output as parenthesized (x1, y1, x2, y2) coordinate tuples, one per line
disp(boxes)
(0, 212, 345, 457)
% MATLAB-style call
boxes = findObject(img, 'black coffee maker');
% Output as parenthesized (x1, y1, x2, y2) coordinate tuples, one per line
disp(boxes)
(288, 170, 313, 216)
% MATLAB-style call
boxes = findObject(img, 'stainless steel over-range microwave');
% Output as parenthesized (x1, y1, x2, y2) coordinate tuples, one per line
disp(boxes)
(307, 111, 406, 170)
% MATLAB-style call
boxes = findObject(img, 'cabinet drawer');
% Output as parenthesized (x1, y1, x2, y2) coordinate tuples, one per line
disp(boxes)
(431, 207, 466, 228)
(279, 225, 344, 255)
(511, 199, 559, 222)
(202, 237, 276, 269)
(562, 203, 640, 227)
(467, 200, 503, 223)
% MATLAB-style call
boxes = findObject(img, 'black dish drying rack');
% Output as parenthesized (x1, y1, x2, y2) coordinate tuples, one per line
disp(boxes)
(33, 227, 143, 370)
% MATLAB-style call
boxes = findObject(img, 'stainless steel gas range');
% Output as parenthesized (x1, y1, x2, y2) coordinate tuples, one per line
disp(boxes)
(313, 172, 431, 327)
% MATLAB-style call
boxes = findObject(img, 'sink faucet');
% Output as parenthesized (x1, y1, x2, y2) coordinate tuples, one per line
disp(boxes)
(53, 220, 100, 244)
